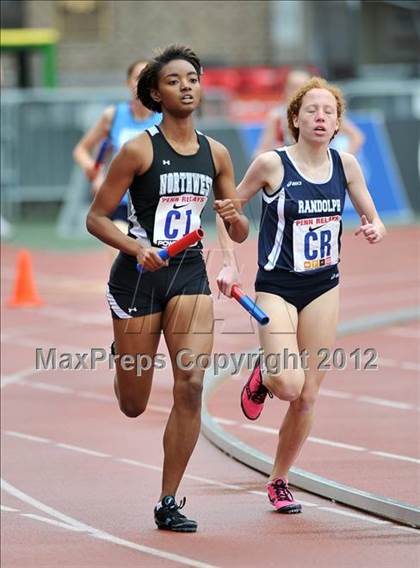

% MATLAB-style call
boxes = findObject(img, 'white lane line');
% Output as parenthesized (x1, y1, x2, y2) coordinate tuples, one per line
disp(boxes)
(13, 377, 420, 422)
(30, 383, 74, 394)
(1, 478, 89, 531)
(148, 403, 172, 414)
(1, 335, 91, 353)
(21, 513, 86, 532)
(319, 388, 353, 400)
(240, 425, 420, 462)
(1, 505, 20, 512)
(383, 327, 420, 339)
(320, 388, 416, 411)
(118, 458, 255, 493)
(77, 392, 114, 402)
(1, 270, 104, 293)
(117, 458, 161, 473)
(307, 437, 366, 452)
(357, 396, 412, 410)
(243, 425, 366, 452)
(1, 479, 218, 568)
(4, 430, 414, 528)
(379, 358, 420, 373)
(401, 362, 420, 372)
(371, 451, 420, 465)
(55, 443, 111, 458)
(318, 507, 390, 525)
(342, 272, 419, 288)
(213, 417, 238, 426)
(36, 307, 109, 326)
(19, 378, 420, 418)
(248, 490, 318, 507)
(1, 367, 43, 388)
(7, 421, 420, 468)
(342, 288, 419, 309)
(5, 431, 50, 444)
(243, 424, 277, 434)
(182, 472, 249, 492)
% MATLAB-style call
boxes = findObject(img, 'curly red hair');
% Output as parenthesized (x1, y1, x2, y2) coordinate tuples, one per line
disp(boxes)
(287, 77, 345, 142)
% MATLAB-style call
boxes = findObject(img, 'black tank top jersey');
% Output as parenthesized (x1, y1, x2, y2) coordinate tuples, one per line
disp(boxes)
(127, 125, 215, 261)
(258, 147, 347, 274)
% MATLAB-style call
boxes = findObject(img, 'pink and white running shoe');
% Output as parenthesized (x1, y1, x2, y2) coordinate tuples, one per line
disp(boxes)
(267, 478, 302, 514)
(240, 358, 272, 420)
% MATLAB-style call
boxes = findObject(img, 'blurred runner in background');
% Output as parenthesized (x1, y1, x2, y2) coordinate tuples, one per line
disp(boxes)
(255, 69, 364, 156)
(73, 59, 161, 258)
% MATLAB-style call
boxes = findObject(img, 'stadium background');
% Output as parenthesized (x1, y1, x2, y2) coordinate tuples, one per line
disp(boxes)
(1, 1, 420, 566)
(1, 0, 419, 237)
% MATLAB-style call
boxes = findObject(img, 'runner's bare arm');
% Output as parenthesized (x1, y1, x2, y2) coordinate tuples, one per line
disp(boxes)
(209, 138, 249, 244)
(237, 151, 284, 201)
(341, 152, 386, 243)
(73, 106, 115, 181)
(86, 135, 150, 256)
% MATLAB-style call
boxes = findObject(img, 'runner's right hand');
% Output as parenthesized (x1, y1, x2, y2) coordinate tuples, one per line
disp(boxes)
(216, 264, 241, 297)
(136, 247, 169, 272)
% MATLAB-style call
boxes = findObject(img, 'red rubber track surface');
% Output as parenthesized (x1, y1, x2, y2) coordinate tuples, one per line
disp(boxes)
(2, 226, 419, 567)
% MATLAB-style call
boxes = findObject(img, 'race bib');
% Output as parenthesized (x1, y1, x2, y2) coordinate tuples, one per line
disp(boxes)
(293, 215, 341, 272)
(154, 195, 207, 247)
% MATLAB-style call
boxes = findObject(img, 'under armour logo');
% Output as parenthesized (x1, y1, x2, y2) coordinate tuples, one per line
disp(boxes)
(128, 307, 137, 313)
(162, 160, 171, 165)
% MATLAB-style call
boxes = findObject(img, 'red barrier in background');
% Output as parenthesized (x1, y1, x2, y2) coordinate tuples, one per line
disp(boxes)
(201, 65, 318, 122)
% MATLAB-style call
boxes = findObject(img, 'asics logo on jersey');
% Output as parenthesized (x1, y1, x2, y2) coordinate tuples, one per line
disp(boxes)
(287, 180, 302, 187)
(163, 160, 171, 165)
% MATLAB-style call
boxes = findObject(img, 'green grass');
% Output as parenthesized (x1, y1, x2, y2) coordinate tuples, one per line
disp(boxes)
(3, 221, 102, 252)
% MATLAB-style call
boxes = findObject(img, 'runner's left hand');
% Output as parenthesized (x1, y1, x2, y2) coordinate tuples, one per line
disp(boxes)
(354, 215, 385, 244)
(214, 199, 242, 225)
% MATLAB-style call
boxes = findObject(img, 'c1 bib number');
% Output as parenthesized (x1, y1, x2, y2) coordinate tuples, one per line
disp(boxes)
(154, 195, 206, 247)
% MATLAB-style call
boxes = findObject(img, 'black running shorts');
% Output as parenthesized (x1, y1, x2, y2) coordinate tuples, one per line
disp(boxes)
(107, 250, 211, 319)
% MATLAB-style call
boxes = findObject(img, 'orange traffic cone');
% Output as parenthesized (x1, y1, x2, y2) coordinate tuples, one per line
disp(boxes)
(6, 249, 44, 307)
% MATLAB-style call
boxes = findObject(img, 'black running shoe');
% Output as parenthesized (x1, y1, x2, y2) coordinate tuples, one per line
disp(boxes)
(154, 496, 197, 532)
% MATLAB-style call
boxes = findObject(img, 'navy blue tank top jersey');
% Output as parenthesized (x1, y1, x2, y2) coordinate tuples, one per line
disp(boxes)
(258, 148, 347, 274)
(127, 125, 215, 258)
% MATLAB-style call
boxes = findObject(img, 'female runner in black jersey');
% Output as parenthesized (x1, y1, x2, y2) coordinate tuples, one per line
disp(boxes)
(87, 45, 247, 532)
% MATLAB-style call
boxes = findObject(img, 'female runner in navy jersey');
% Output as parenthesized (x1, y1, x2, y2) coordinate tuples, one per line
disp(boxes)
(217, 77, 385, 514)
(86, 45, 247, 532)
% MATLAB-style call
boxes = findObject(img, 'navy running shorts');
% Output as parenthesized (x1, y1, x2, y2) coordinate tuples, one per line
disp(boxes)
(255, 266, 339, 312)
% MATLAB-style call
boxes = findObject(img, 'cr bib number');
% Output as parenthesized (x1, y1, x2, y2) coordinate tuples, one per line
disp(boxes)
(293, 215, 341, 272)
